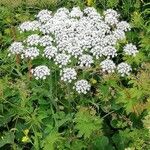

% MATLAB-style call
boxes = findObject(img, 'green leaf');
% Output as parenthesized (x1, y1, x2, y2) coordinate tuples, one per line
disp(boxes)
(123, 52, 145, 65)
(131, 11, 144, 28)
(107, 0, 119, 8)
(74, 107, 102, 139)
(0, 111, 14, 127)
(54, 111, 72, 128)
(41, 130, 63, 150)
(116, 87, 143, 114)
(0, 131, 15, 148)
(112, 130, 130, 150)
(143, 112, 150, 133)
(93, 136, 113, 150)
(71, 139, 86, 150)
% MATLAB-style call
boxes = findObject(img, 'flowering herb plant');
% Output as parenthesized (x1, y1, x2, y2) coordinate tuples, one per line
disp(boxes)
(9, 7, 138, 94)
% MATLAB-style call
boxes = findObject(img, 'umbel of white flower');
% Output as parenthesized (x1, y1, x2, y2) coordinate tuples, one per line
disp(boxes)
(43, 46, 58, 59)
(31, 65, 50, 80)
(73, 80, 91, 94)
(39, 35, 53, 47)
(117, 62, 132, 76)
(54, 53, 71, 68)
(21, 47, 40, 60)
(19, 21, 40, 32)
(26, 34, 40, 46)
(78, 54, 94, 67)
(60, 68, 77, 83)
(100, 59, 116, 73)
(8, 42, 24, 56)
(8, 7, 139, 94)
(123, 43, 138, 56)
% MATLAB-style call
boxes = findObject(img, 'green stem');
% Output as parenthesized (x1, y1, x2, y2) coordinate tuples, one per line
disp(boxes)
(50, 71, 53, 99)
(51, 104, 58, 131)
(28, 59, 32, 80)
(32, 126, 40, 150)
(55, 69, 58, 98)
(67, 84, 72, 112)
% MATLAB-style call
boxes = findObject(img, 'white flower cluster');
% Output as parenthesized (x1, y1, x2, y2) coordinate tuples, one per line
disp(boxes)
(90, 46, 103, 59)
(78, 54, 94, 67)
(21, 47, 39, 60)
(36, 9, 52, 23)
(8, 7, 138, 94)
(70, 7, 83, 18)
(113, 29, 126, 40)
(8, 42, 24, 55)
(26, 34, 40, 46)
(123, 43, 138, 56)
(19, 21, 40, 32)
(39, 35, 53, 47)
(100, 59, 116, 73)
(73, 80, 91, 94)
(104, 9, 119, 26)
(117, 62, 132, 76)
(43, 46, 58, 59)
(54, 53, 71, 68)
(116, 21, 131, 31)
(103, 46, 117, 58)
(60, 68, 77, 83)
(31, 65, 50, 80)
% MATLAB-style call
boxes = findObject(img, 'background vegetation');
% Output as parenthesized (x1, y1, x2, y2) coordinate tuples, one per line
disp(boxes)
(0, 0, 150, 149)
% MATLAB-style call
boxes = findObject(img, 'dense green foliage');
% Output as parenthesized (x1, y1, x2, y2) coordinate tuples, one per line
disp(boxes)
(0, 0, 150, 150)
